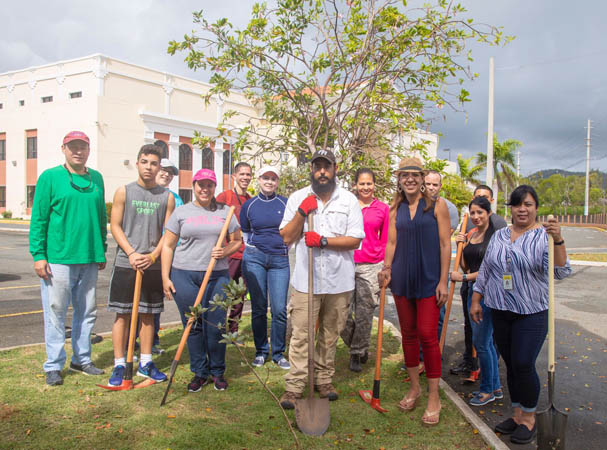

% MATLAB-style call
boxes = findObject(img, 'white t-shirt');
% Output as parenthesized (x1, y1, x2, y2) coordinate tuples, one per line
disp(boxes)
(280, 185, 365, 294)
(166, 202, 240, 271)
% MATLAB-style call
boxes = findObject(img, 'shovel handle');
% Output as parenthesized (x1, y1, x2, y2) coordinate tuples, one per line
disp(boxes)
(439, 213, 468, 354)
(373, 286, 386, 382)
(547, 215, 555, 373)
(126, 270, 143, 366)
(307, 213, 315, 399)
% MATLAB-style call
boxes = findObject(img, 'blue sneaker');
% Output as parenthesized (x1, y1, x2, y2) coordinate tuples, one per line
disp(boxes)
(469, 392, 495, 406)
(109, 365, 125, 386)
(137, 361, 167, 382)
(252, 356, 266, 367)
(273, 357, 290, 370)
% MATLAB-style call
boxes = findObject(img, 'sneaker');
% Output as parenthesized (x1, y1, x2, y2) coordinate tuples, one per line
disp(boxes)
(152, 345, 165, 355)
(510, 423, 537, 445)
(188, 376, 210, 393)
(273, 357, 290, 370)
(45, 370, 63, 386)
(349, 354, 362, 372)
(360, 350, 369, 364)
(252, 355, 266, 367)
(213, 375, 228, 391)
(137, 361, 167, 382)
(69, 362, 105, 376)
(494, 417, 518, 435)
(109, 365, 125, 386)
(449, 360, 471, 375)
(469, 392, 495, 406)
(315, 383, 338, 401)
(280, 391, 302, 409)
(472, 389, 503, 400)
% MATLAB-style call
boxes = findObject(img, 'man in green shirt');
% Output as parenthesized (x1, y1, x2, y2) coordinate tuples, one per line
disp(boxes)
(29, 131, 108, 386)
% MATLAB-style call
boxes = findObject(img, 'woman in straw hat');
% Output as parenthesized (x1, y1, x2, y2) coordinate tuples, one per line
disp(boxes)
(378, 157, 451, 426)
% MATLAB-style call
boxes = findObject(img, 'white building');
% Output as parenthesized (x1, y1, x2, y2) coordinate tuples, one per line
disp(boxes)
(0, 54, 260, 217)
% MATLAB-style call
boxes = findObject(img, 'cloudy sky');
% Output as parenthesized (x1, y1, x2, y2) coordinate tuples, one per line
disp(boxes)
(2, 0, 606, 176)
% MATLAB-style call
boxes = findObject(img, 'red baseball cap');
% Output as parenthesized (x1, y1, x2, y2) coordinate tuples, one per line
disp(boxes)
(192, 168, 217, 184)
(63, 131, 90, 145)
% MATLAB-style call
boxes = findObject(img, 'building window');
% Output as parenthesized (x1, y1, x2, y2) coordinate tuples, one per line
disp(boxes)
(69, 91, 82, 99)
(223, 148, 232, 175)
(0, 103, 3, 109)
(155, 140, 169, 159)
(27, 137, 37, 159)
(179, 144, 192, 171)
(0, 138, 5, 161)
(0, 187, 5, 208)
(19, 100, 25, 107)
(41, 96, 53, 103)
(202, 147, 214, 170)
(179, 189, 192, 204)
(27, 186, 36, 209)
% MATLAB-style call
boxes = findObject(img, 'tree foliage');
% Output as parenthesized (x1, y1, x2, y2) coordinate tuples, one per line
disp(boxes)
(476, 134, 521, 193)
(456, 154, 482, 185)
(169, 0, 507, 198)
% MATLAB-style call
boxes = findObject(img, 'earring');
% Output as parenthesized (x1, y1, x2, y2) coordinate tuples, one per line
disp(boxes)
(420, 184, 426, 193)
(397, 184, 403, 193)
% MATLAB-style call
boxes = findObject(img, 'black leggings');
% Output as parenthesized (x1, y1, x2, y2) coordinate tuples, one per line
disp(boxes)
(491, 308, 548, 412)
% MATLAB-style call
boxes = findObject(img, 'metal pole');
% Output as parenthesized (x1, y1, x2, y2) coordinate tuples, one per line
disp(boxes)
(585, 119, 591, 216)
(516, 150, 521, 180)
(486, 57, 495, 211)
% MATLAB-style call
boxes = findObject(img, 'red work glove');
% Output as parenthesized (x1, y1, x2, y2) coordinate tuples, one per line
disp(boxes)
(305, 231, 323, 248)
(298, 195, 318, 217)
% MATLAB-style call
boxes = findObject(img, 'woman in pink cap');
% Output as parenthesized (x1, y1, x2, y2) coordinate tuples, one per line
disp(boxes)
(161, 169, 242, 392)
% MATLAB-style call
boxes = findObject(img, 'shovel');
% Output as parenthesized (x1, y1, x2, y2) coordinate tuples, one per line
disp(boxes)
(295, 213, 330, 436)
(439, 213, 468, 353)
(359, 285, 388, 413)
(98, 270, 155, 390)
(537, 218, 568, 449)
(160, 206, 236, 406)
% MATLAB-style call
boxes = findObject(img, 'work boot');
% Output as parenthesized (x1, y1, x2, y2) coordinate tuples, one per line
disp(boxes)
(280, 391, 302, 409)
(360, 350, 369, 364)
(349, 354, 362, 372)
(315, 383, 338, 401)
(449, 360, 471, 375)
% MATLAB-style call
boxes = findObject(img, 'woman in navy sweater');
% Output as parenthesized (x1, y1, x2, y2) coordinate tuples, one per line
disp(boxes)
(240, 167, 291, 369)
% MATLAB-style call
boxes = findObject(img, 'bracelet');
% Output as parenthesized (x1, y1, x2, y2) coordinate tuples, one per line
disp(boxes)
(382, 265, 391, 271)
(149, 254, 156, 264)
(554, 239, 565, 246)
(127, 250, 136, 257)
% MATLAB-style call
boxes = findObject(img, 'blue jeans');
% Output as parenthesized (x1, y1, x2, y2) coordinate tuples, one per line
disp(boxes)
(171, 268, 229, 378)
(242, 246, 290, 361)
(491, 308, 548, 412)
(40, 263, 99, 372)
(467, 282, 500, 394)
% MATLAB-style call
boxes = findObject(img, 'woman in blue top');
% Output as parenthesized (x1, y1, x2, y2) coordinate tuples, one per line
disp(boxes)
(471, 185, 571, 445)
(240, 166, 290, 370)
(379, 157, 451, 426)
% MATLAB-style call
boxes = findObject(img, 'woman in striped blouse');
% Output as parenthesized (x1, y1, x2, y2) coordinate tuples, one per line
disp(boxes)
(470, 185, 571, 445)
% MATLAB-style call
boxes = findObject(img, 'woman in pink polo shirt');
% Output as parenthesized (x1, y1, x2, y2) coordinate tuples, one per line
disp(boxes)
(341, 168, 390, 372)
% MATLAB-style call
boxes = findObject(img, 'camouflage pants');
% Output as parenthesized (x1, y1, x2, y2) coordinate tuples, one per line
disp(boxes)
(340, 262, 382, 357)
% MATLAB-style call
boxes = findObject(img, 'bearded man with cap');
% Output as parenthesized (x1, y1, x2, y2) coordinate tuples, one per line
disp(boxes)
(278, 149, 364, 409)
(30, 131, 108, 386)
(240, 166, 290, 370)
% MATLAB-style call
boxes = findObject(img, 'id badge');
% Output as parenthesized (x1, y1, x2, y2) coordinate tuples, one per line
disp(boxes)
(502, 273, 513, 291)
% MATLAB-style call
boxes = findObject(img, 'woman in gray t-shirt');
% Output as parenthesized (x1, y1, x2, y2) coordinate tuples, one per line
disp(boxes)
(161, 169, 241, 393)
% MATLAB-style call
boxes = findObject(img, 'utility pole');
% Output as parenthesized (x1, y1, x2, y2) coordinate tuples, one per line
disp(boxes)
(585, 119, 592, 216)
(516, 150, 521, 180)
(486, 57, 495, 211)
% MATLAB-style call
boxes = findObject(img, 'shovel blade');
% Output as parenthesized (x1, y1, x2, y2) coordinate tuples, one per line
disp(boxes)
(134, 378, 157, 389)
(359, 390, 372, 404)
(295, 397, 330, 436)
(537, 405, 568, 450)
(96, 379, 133, 391)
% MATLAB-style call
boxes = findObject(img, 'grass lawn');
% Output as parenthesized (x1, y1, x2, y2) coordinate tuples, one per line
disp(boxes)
(569, 253, 607, 262)
(0, 318, 487, 449)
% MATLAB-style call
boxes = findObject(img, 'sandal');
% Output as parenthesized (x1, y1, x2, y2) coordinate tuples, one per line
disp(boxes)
(421, 403, 441, 426)
(398, 392, 421, 411)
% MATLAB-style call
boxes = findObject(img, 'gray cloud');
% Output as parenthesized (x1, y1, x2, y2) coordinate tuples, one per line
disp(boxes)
(2, 0, 605, 175)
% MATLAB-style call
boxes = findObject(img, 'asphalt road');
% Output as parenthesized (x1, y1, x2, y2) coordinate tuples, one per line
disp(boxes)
(1, 224, 606, 449)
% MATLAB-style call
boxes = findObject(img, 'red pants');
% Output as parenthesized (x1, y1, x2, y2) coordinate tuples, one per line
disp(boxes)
(394, 295, 441, 379)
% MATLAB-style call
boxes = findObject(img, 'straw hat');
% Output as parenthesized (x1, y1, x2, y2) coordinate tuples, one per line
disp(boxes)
(394, 157, 425, 174)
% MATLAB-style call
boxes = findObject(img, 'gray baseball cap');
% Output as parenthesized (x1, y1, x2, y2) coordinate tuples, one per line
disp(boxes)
(160, 158, 178, 175)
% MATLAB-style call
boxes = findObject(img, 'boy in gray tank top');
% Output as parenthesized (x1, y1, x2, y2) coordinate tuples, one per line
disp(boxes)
(106, 144, 175, 387)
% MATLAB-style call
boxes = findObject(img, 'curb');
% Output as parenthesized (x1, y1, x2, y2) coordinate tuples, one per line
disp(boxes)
(381, 319, 508, 450)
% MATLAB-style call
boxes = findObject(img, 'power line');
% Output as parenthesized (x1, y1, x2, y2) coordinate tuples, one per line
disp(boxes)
(496, 49, 607, 71)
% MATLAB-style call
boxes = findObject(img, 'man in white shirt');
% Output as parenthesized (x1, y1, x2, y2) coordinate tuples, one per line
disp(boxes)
(278, 149, 364, 409)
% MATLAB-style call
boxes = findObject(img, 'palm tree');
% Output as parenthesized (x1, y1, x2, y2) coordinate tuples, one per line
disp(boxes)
(476, 134, 521, 193)
(457, 154, 483, 186)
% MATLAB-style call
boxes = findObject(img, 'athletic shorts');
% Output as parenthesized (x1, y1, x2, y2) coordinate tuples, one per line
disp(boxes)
(108, 266, 164, 314)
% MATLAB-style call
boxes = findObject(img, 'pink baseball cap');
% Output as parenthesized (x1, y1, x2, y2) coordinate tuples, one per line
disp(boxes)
(63, 131, 90, 145)
(192, 168, 217, 184)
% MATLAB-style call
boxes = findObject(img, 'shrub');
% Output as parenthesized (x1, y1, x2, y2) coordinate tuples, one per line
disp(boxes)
(2, 210, 12, 219)
(105, 203, 112, 223)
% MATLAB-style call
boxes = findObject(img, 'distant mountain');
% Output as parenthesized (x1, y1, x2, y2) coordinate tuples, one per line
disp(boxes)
(527, 169, 607, 188)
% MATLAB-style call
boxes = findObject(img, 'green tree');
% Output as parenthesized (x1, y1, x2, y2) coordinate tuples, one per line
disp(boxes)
(476, 135, 521, 193)
(456, 154, 482, 185)
(169, 0, 507, 198)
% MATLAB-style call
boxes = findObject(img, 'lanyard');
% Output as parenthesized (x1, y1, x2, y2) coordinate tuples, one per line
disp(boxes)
(233, 188, 244, 206)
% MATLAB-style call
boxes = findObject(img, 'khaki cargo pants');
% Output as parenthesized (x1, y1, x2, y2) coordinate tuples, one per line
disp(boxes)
(284, 289, 352, 394)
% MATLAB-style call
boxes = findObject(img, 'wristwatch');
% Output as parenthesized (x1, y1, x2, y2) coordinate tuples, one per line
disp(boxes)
(320, 236, 328, 249)
(463, 273, 468, 282)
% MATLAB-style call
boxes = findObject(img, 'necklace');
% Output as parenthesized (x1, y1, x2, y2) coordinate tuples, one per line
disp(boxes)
(63, 164, 92, 192)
